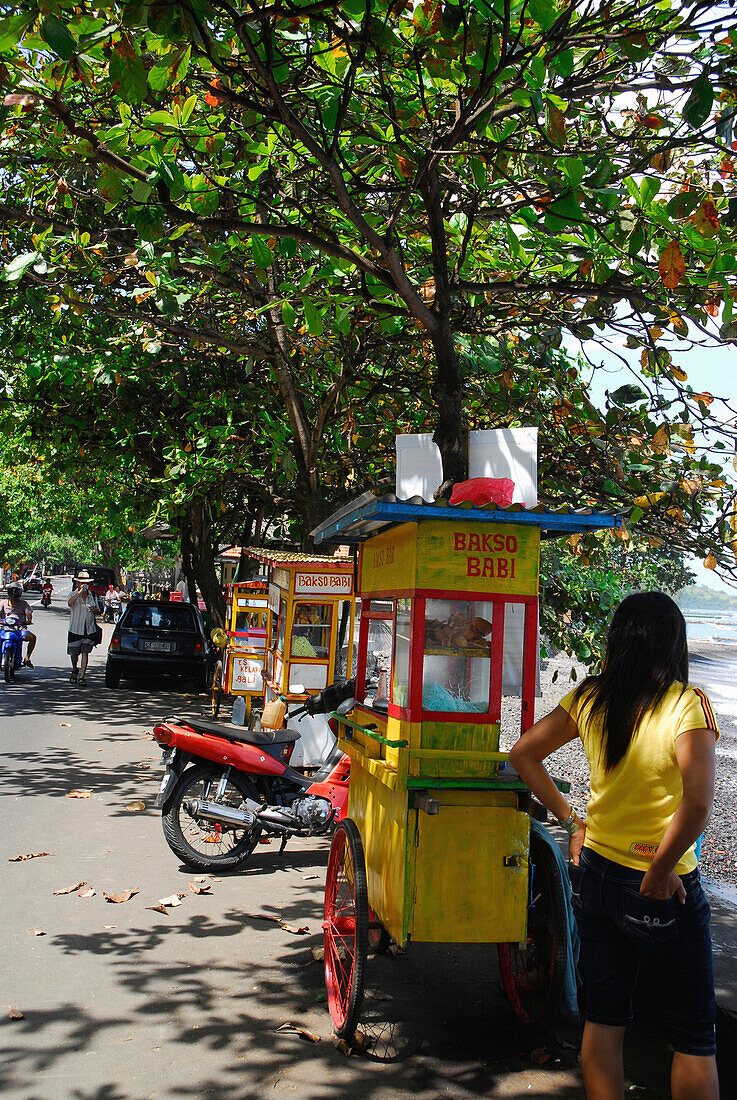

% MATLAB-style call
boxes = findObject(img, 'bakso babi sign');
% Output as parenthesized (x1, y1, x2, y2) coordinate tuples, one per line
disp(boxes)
(359, 520, 539, 596)
(294, 572, 353, 596)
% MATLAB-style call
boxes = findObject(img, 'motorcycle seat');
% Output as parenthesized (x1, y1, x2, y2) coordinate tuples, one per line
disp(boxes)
(168, 715, 300, 746)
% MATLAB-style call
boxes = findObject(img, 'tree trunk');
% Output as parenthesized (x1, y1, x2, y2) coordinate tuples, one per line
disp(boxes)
(181, 499, 226, 626)
(430, 320, 468, 497)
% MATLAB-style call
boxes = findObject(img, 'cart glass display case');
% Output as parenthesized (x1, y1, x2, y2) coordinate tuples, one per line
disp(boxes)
(221, 580, 271, 718)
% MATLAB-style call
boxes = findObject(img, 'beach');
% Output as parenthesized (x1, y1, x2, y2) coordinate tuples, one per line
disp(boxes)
(499, 639, 737, 885)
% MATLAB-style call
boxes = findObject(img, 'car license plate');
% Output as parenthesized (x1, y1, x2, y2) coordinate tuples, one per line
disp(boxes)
(143, 640, 172, 652)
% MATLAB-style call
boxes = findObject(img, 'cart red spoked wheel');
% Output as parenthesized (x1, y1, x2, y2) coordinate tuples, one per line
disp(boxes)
(323, 818, 368, 1039)
(498, 831, 567, 1025)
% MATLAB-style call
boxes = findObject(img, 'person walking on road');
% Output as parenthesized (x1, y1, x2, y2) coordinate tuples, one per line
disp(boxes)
(1, 581, 37, 667)
(67, 571, 99, 685)
(509, 592, 719, 1100)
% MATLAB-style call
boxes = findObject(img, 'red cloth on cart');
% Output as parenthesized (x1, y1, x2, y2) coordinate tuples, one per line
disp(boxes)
(449, 477, 515, 508)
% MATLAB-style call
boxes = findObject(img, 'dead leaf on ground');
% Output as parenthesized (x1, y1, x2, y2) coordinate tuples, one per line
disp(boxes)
(245, 911, 281, 925)
(78, 888, 96, 898)
(146, 905, 170, 915)
(9, 852, 50, 862)
(193, 875, 207, 882)
(53, 881, 86, 895)
(298, 873, 318, 881)
(102, 924, 117, 930)
(189, 882, 212, 895)
(135, 775, 153, 781)
(276, 1022, 320, 1044)
(8, 1007, 24, 1020)
(352, 1028, 371, 1050)
(158, 893, 186, 908)
(103, 888, 139, 904)
(66, 790, 92, 799)
(28, 928, 46, 936)
(59, 723, 71, 728)
(136, 763, 151, 770)
(281, 923, 310, 936)
(333, 1036, 354, 1057)
(125, 801, 145, 812)
(531, 1047, 550, 1065)
(311, 946, 324, 963)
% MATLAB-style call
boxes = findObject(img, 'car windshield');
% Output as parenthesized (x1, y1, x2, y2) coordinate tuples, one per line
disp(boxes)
(125, 605, 197, 632)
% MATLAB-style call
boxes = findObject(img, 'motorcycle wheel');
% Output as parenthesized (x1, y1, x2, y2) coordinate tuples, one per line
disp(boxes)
(3, 649, 14, 683)
(162, 764, 262, 871)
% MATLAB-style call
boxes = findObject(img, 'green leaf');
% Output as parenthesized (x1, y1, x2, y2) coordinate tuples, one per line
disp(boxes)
(550, 48, 574, 77)
(683, 74, 713, 130)
(639, 176, 661, 206)
(279, 237, 297, 259)
(148, 46, 191, 92)
(109, 43, 148, 105)
(528, 0, 557, 31)
(303, 298, 324, 336)
(560, 157, 585, 186)
(0, 13, 33, 52)
(630, 505, 644, 524)
(251, 236, 273, 268)
(610, 384, 646, 405)
(41, 15, 76, 61)
(3, 251, 41, 282)
(281, 301, 296, 328)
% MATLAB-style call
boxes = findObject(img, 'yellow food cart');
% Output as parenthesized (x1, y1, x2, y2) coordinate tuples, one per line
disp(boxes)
(311, 493, 621, 1036)
(211, 580, 271, 720)
(247, 548, 357, 769)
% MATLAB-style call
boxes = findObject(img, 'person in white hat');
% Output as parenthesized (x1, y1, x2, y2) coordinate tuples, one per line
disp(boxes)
(67, 571, 98, 685)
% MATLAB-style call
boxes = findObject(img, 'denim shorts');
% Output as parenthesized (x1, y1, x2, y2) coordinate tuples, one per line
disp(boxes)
(570, 847, 716, 1056)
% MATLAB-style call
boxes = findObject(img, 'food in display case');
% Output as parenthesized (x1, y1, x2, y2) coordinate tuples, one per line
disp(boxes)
(422, 599, 493, 712)
(424, 611, 492, 651)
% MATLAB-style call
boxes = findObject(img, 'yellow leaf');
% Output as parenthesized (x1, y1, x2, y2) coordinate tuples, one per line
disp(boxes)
(651, 426, 669, 454)
(634, 492, 666, 508)
(184, 442, 192, 452)
(704, 553, 717, 570)
(668, 364, 687, 381)
(648, 326, 663, 341)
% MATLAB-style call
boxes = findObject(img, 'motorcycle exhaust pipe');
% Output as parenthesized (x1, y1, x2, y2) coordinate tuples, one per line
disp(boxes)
(182, 798, 256, 829)
(182, 799, 299, 834)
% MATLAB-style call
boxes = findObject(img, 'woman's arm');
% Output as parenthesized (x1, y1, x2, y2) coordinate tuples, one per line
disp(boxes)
(508, 706, 586, 862)
(640, 727, 716, 902)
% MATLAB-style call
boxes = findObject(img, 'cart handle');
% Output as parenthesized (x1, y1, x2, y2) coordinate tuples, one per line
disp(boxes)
(330, 712, 409, 749)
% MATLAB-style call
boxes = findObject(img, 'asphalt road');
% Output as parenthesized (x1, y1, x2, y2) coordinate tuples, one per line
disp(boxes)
(0, 581, 721, 1099)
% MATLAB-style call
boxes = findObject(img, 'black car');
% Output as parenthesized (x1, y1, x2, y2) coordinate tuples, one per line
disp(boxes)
(105, 600, 213, 690)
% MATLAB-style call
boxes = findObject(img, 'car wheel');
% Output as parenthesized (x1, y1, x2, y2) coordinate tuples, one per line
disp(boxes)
(105, 660, 121, 689)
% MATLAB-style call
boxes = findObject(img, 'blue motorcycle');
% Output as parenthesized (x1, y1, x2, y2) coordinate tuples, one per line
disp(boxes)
(1, 615, 24, 682)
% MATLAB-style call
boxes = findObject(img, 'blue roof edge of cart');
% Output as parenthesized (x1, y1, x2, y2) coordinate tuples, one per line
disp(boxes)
(311, 490, 625, 545)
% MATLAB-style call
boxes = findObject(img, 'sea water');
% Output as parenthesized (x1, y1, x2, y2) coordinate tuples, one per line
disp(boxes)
(685, 608, 737, 645)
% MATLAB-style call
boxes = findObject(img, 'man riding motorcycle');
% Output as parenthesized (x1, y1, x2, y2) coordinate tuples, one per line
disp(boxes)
(1, 581, 36, 667)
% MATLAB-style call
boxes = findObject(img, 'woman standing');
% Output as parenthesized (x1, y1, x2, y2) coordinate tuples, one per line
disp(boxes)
(509, 592, 719, 1100)
(67, 571, 99, 685)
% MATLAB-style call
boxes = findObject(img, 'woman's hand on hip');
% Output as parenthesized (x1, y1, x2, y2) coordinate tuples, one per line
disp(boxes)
(568, 824, 586, 866)
(640, 866, 687, 904)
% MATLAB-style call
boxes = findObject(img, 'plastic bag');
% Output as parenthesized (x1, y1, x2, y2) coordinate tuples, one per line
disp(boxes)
(449, 477, 515, 508)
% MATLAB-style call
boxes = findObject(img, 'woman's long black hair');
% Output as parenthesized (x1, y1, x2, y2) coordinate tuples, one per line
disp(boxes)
(574, 591, 689, 772)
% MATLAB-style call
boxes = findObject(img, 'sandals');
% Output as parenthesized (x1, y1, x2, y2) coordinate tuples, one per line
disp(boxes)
(78, 678, 87, 686)
(22, 658, 34, 668)
(70, 669, 78, 683)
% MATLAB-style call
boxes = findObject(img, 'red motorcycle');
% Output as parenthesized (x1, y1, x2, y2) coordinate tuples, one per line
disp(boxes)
(152, 680, 354, 871)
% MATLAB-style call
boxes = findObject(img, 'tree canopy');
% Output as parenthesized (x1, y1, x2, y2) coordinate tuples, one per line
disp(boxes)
(1, 0, 736, 622)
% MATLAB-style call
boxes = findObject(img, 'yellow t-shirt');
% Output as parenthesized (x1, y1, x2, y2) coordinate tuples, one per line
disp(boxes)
(560, 682, 719, 874)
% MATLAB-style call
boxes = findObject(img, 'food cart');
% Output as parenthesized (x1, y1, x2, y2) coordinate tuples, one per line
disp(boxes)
(248, 548, 357, 769)
(311, 493, 622, 1036)
(211, 580, 271, 720)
